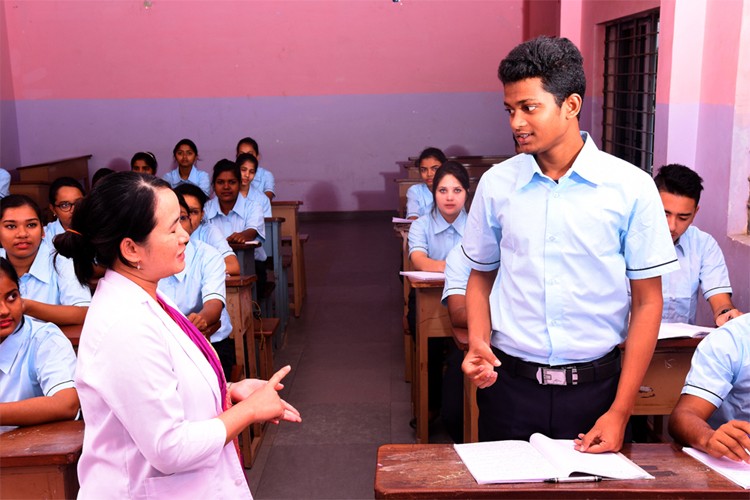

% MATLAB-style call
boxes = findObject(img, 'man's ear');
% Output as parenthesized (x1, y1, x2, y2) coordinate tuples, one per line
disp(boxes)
(564, 93, 583, 119)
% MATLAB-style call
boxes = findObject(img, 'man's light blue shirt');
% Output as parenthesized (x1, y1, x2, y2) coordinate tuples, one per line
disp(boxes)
(406, 183, 433, 219)
(157, 239, 232, 343)
(251, 167, 275, 196)
(462, 132, 679, 365)
(408, 210, 467, 262)
(163, 165, 211, 196)
(0, 316, 77, 433)
(682, 313, 750, 429)
(204, 195, 266, 261)
(0, 239, 91, 308)
(662, 225, 732, 324)
(192, 222, 235, 260)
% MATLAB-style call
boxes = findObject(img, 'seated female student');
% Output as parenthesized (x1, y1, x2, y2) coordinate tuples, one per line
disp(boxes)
(0, 195, 90, 326)
(131, 151, 158, 176)
(236, 137, 275, 201)
(158, 192, 235, 381)
(237, 153, 272, 217)
(54, 172, 300, 498)
(174, 183, 240, 275)
(406, 147, 447, 220)
(163, 138, 211, 196)
(204, 159, 267, 289)
(0, 257, 79, 434)
(44, 177, 85, 245)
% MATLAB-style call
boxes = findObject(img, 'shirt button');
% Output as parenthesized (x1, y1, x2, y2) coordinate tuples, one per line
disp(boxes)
(235, 479, 243, 486)
(548, 236, 556, 242)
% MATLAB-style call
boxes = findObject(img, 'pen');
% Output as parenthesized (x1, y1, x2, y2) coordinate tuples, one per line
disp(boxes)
(544, 476, 603, 483)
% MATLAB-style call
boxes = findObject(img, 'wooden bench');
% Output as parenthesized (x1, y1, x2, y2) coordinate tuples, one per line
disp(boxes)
(271, 201, 306, 317)
(262, 217, 289, 340)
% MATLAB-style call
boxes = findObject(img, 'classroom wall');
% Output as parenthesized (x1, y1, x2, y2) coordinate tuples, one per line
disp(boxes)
(0, 1, 20, 169)
(0, 0, 525, 212)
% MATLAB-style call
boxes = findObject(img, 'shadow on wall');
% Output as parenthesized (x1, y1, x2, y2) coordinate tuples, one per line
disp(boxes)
(306, 181, 340, 212)
(443, 145, 471, 157)
(106, 157, 130, 172)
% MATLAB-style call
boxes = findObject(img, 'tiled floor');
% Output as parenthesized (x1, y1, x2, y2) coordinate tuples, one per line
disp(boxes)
(245, 217, 452, 499)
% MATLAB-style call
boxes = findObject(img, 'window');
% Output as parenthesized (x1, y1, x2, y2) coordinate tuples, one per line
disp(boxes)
(602, 10, 659, 174)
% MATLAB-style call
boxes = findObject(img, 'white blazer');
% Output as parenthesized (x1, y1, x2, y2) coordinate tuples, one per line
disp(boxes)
(76, 270, 251, 499)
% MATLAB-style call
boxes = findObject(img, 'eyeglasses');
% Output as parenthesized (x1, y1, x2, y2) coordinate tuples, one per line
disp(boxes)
(54, 201, 79, 212)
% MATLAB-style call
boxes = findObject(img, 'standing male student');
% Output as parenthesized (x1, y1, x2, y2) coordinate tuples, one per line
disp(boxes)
(461, 36, 678, 452)
(654, 164, 741, 326)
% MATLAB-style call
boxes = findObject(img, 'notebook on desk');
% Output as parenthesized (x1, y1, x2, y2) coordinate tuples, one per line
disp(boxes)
(658, 322, 714, 340)
(399, 271, 445, 282)
(683, 448, 750, 489)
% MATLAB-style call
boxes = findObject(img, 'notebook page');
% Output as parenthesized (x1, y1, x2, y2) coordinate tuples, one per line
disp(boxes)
(454, 440, 558, 485)
(683, 447, 750, 489)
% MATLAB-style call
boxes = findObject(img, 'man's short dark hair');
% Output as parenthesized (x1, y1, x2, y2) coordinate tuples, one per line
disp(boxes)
(498, 36, 586, 107)
(654, 164, 704, 205)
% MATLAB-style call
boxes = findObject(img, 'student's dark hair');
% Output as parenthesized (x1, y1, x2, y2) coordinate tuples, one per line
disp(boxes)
(498, 36, 586, 107)
(415, 147, 447, 168)
(48, 177, 85, 205)
(0, 194, 43, 221)
(92, 168, 115, 187)
(174, 183, 209, 210)
(236, 137, 260, 156)
(0, 257, 20, 288)
(173, 138, 198, 157)
(54, 172, 171, 285)
(174, 191, 189, 212)
(130, 151, 158, 174)
(431, 161, 470, 216)
(654, 163, 704, 205)
(236, 153, 259, 170)
(211, 159, 241, 185)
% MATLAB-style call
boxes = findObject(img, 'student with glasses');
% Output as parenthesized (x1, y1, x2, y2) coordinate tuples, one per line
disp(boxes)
(44, 177, 85, 246)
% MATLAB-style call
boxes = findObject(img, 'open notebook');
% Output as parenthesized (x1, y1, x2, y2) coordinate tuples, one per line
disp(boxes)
(658, 322, 714, 340)
(683, 448, 750, 489)
(454, 433, 654, 485)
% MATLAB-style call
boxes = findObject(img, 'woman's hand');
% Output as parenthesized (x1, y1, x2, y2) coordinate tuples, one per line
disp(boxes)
(241, 366, 301, 424)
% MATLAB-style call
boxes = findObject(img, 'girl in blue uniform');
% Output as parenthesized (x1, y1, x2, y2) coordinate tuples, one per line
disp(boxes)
(0, 257, 79, 434)
(44, 177, 85, 246)
(237, 153, 272, 217)
(236, 137, 275, 200)
(131, 151, 158, 176)
(405, 147, 447, 219)
(163, 138, 211, 196)
(0, 195, 90, 326)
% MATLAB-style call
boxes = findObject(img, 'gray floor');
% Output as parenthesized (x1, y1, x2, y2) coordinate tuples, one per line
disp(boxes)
(245, 217, 450, 500)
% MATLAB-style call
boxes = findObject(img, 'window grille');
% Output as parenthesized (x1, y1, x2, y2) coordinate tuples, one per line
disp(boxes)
(602, 10, 659, 174)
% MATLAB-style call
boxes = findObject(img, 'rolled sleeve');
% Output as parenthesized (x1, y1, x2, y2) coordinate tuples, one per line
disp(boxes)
(682, 329, 739, 408)
(407, 216, 430, 257)
(32, 323, 76, 396)
(699, 234, 733, 300)
(200, 246, 227, 307)
(461, 178, 501, 272)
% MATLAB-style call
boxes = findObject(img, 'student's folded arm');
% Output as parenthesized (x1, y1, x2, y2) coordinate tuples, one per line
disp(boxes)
(189, 299, 223, 333)
(0, 388, 79, 427)
(223, 255, 240, 275)
(409, 251, 446, 272)
(22, 300, 88, 326)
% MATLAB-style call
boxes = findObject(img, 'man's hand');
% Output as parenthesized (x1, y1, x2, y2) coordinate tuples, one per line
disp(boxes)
(574, 408, 629, 453)
(461, 342, 500, 389)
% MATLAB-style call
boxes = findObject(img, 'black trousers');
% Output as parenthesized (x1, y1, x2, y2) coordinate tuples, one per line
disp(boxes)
(212, 336, 236, 383)
(477, 347, 629, 442)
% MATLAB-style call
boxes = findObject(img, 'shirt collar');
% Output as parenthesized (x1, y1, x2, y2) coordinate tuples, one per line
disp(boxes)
(206, 196, 247, 219)
(27, 239, 53, 285)
(0, 316, 29, 375)
(431, 210, 466, 236)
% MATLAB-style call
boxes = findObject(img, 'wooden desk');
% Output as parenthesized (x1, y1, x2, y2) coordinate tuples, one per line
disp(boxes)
(409, 278, 453, 444)
(15, 155, 92, 191)
(374, 443, 747, 499)
(271, 201, 305, 317)
(394, 222, 413, 383)
(229, 240, 260, 277)
(0, 420, 84, 499)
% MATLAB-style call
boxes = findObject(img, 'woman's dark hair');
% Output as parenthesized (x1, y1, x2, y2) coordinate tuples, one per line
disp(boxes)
(130, 151, 158, 174)
(0, 194, 43, 221)
(0, 257, 20, 288)
(92, 168, 115, 187)
(48, 177, 85, 205)
(173, 138, 198, 157)
(174, 183, 209, 210)
(211, 159, 241, 185)
(499, 36, 586, 107)
(236, 137, 260, 156)
(55, 172, 171, 285)
(236, 153, 258, 170)
(432, 161, 470, 200)
(415, 147, 447, 168)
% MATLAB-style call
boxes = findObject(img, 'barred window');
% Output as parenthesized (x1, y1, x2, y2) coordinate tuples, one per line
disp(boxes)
(602, 10, 659, 174)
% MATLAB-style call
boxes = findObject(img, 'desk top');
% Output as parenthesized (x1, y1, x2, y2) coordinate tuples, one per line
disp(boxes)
(375, 443, 746, 499)
(229, 241, 261, 251)
(0, 420, 84, 467)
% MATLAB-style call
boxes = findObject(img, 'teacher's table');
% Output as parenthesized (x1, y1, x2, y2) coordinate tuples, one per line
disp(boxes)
(0, 420, 84, 499)
(374, 443, 747, 499)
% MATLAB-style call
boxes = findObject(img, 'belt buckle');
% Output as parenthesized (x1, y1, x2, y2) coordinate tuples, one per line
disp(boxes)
(536, 367, 572, 386)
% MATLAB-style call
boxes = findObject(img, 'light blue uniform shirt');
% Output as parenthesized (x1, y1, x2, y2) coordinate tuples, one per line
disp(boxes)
(251, 167, 275, 196)
(192, 222, 235, 260)
(408, 210, 467, 261)
(682, 313, 750, 429)
(157, 239, 232, 343)
(163, 165, 211, 196)
(242, 186, 272, 217)
(406, 183, 433, 219)
(0, 239, 91, 308)
(0, 168, 10, 198)
(204, 195, 267, 261)
(462, 132, 679, 365)
(43, 219, 64, 247)
(662, 225, 732, 324)
(441, 244, 472, 304)
(0, 316, 77, 433)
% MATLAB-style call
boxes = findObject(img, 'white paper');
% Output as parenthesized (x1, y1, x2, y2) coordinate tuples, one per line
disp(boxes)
(392, 217, 414, 224)
(683, 447, 750, 489)
(658, 322, 713, 340)
(399, 271, 445, 282)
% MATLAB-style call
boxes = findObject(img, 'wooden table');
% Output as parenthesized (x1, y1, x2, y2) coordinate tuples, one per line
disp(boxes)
(409, 278, 453, 444)
(0, 420, 84, 499)
(374, 443, 747, 498)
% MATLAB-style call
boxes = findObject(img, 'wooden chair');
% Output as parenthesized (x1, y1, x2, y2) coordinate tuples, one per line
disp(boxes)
(271, 201, 306, 317)
(262, 217, 289, 341)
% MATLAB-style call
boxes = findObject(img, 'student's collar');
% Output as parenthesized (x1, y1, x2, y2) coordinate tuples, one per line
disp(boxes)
(514, 132, 602, 190)
(432, 210, 466, 236)
(0, 316, 28, 374)
(26, 240, 53, 285)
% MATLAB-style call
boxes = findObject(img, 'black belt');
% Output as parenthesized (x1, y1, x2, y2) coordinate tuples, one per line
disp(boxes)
(493, 347, 621, 386)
